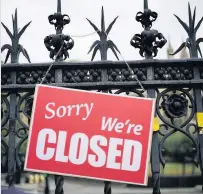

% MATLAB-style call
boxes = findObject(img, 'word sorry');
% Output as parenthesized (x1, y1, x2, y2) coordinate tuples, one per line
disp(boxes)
(36, 128, 142, 171)
(45, 102, 94, 120)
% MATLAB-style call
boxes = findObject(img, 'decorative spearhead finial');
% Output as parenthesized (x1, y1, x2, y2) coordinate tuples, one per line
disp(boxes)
(86, 6, 120, 61)
(48, 0, 70, 32)
(1, 9, 31, 63)
(136, 0, 157, 29)
(45, 0, 74, 61)
(171, 3, 203, 58)
(130, 0, 166, 58)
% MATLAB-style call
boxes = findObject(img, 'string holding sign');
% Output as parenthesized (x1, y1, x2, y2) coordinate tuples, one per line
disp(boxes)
(104, 31, 148, 97)
(40, 30, 148, 97)
(40, 43, 64, 84)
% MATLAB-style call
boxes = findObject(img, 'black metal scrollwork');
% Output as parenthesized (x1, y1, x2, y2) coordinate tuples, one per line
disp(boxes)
(17, 93, 34, 129)
(1, 0, 203, 193)
(1, 94, 10, 170)
(15, 93, 34, 170)
(113, 89, 145, 97)
(17, 70, 55, 84)
(161, 93, 188, 118)
(1, 73, 12, 85)
(156, 89, 199, 167)
(131, 2, 167, 58)
(154, 67, 193, 80)
(108, 68, 146, 82)
(63, 69, 101, 83)
(131, 30, 166, 58)
(136, 9, 158, 29)
(1, 94, 10, 127)
(48, 13, 70, 31)
(44, 0, 74, 61)
(44, 34, 74, 60)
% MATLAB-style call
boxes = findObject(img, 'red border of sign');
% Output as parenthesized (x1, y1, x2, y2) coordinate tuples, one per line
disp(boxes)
(24, 84, 155, 185)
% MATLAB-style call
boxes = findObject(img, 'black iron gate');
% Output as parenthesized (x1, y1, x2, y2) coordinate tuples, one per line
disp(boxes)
(1, 0, 203, 194)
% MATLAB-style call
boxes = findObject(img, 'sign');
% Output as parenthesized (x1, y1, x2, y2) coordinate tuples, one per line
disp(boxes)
(24, 84, 155, 185)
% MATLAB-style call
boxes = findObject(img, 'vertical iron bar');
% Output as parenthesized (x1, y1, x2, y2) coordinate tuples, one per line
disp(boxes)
(54, 1, 64, 193)
(104, 181, 111, 194)
(44, 175, 50, 194)
(8, 18, 18, 186)
(7, 14, 18, 185)
(150, 131, 161, 194)
(55, 175, 64, 194)
(1, 9, 31, 185)
(172, 4, 203, 191)
(100, 17, 112, 194)
(8, 95, 17, 186)
(147, 66, 161, 194)
(143, 1, 161, 192)
(144, 0, 148, 10)
(101, 37, 112, 194)
(8, 70, 17, 186)
(190, 47, 203, 192)
(101, 49, 108, 85)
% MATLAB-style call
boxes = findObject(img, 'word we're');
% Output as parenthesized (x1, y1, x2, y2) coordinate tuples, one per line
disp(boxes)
(101, 117, 143, 135)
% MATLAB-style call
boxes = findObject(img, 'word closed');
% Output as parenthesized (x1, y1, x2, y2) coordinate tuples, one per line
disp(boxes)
(36, 129, 142, 171)
(25, 85, 155, 185)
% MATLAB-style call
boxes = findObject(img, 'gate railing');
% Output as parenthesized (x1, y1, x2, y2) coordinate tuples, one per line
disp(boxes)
(1, 0, 203, 194)
(1, 59, 203, 91)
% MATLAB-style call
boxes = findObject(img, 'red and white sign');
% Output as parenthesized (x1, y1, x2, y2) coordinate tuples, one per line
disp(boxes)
(24, 84, 155, 185)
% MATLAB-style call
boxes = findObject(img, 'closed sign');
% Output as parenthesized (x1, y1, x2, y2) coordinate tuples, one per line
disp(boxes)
(25, 84, 155, 185)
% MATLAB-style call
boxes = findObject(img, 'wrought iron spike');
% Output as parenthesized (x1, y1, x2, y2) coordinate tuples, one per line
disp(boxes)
(86, 18, 101, 36)
(170, 42, 187, 56)
(191, 8, 196, 32)
(108, 40, 120, 53)
(18, 45, 31, 63)
(108, 44, 119, 60)
(57, 0, 62, 13)
(197, 45, 202, 57)
(12, 9, 18, 35)
(4, 50, 11, 64)
(144, 0, 148, 10)
(173, 3, 202, 58)
(106, 16, 118, 35)
(195, 16, 203, 33)
(196, 38, 203, 45)
(1, 44, 11, 52)
(1, 9, 31, 63)
(88, 40, 100, 54)
(87, 6, 120, 60)
(1, 22, 13, 39)
(174, 14, 189, 33)
(101, 6, 105, 32)
(188, 3, 192, 30)
(1, 44, 12, 64)
(91, 44, 100, 61)
(17, 21, 32, 39)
